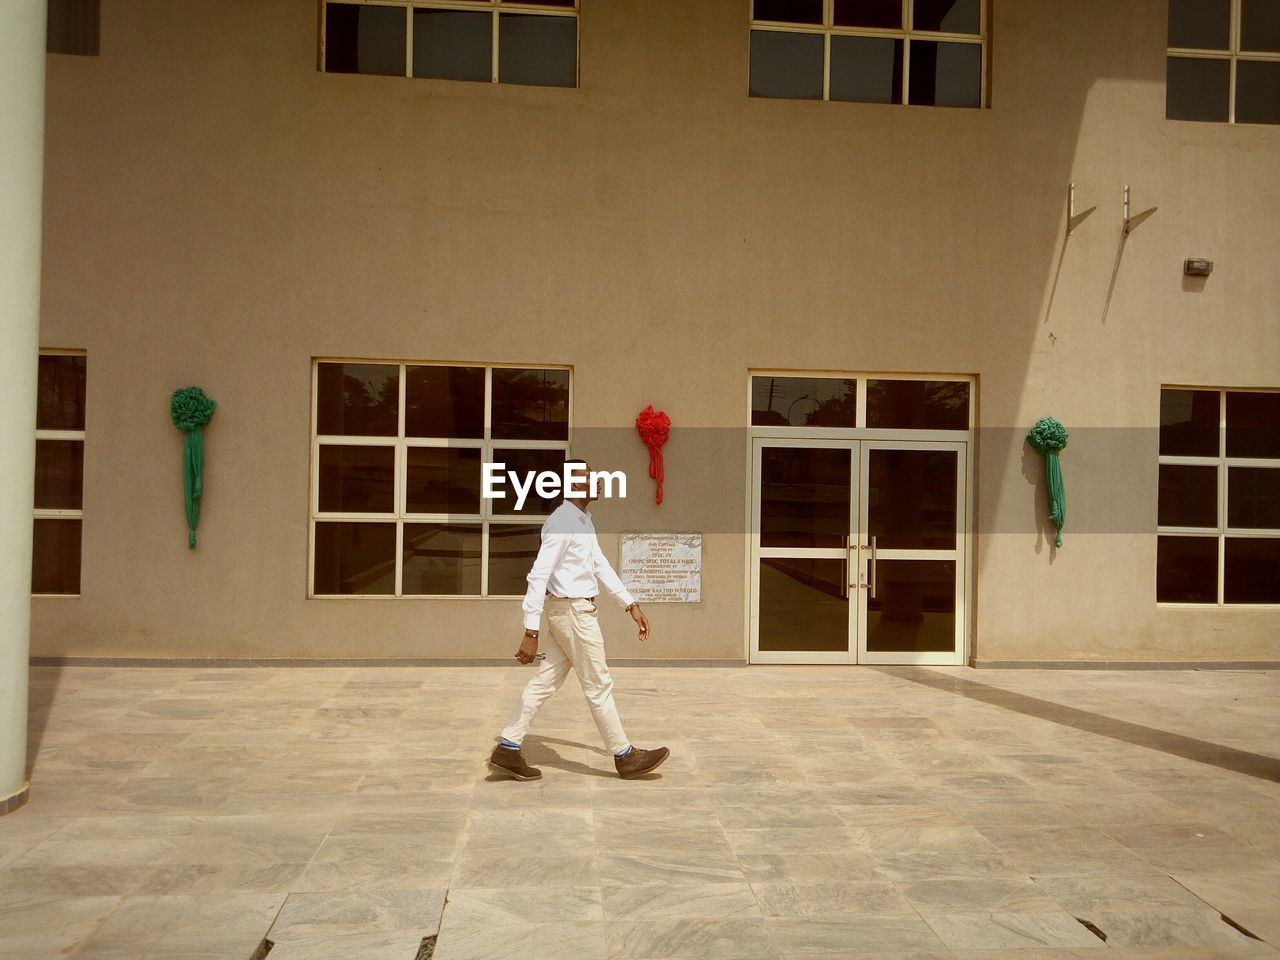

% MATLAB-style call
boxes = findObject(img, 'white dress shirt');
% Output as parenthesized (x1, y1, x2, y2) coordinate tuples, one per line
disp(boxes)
(522, 500, 636, 631)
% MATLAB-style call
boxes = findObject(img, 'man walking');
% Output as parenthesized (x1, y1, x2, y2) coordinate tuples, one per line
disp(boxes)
(489, 460, 670, 781)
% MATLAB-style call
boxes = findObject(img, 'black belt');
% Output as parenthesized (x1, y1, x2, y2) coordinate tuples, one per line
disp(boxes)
(547, 592, 596, 601)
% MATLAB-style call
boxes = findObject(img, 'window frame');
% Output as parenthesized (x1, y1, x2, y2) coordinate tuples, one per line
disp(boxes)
(1166, 0, 1280, 124)
(309, 357, 572, 599)
(33, 348, 87, 599)
(1157, 385, 1280, 607)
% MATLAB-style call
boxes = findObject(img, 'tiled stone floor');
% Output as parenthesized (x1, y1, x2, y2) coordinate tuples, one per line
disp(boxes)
(1, 664, 1278, 959)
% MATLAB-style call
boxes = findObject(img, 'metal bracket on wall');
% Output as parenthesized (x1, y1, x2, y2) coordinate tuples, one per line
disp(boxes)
(1067, 183, 1095, 235)
(1122, 185, 1157, 236)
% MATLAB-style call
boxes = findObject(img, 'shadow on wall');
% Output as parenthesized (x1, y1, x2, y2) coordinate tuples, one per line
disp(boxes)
(1020, 440, 1057, 560)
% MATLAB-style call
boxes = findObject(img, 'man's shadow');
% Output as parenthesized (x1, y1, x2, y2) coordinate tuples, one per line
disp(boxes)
(484, 735, 664, 781)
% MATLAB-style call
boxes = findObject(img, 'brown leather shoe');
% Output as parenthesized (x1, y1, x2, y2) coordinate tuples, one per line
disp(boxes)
(615, 746, 670, 779)
(488, 744, 542, 781)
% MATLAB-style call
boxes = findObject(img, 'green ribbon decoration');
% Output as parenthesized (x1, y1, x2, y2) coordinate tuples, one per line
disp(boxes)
(1027, 417, 1068, 548)
(170, 387, 216, 549)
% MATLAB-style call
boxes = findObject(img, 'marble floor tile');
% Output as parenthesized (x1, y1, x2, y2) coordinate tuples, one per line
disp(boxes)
(607, 917, 780, 959)
(434, 917, 608, 960)
(919, 909, 1107, 950)
(601, 881, 761, 920)
(766, 915, 947, 954)
(268, 888, 445, 942)
(750, 880, 915, 918)
(1085, 907, 1270, 948)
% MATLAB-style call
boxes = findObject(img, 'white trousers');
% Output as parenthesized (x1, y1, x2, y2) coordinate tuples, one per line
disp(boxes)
(501, 597, 630, 756)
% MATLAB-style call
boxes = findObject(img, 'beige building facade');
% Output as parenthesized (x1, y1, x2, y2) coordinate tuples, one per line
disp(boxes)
(31, 0, 1280, 667)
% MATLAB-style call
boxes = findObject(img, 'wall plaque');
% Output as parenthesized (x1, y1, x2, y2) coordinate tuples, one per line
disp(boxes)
(619, 533, 702, 603)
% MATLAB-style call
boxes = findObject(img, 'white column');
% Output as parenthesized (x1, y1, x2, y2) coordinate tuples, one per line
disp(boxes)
(0, 0, 45, 815)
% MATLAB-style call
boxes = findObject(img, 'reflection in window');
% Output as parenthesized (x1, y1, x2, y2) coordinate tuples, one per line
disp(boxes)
(1167, 0, 1280, 124)
(866, 379, 970, 430)
(47, 0, 99, 56)
(316, 363, 399, 437)
(402, 524, 482, 595)
(758, 558, 849, 652)
(865, 560, 956, 653)
(759, 446, 851, 549)
(314, 522, 397, 595)
(492, 368, 570, 440)
(324, 3, 407, 77)
(751, 377, 857, 427)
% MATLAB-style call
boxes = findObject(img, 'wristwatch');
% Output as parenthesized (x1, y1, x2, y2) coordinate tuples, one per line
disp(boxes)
(524, 629, 539, 639)
(624, 602, 639, 613)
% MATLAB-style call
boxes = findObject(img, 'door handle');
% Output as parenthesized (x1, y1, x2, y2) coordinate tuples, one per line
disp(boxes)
(840, 534, 849, 599)
(870, 535, 877, 599)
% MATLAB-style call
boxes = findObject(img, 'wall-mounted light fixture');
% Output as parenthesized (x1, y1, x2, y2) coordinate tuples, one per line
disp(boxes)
(1184, 258, 1214, 277)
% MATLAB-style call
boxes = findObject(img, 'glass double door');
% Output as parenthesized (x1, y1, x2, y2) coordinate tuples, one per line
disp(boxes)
(750, 438, 967, 664)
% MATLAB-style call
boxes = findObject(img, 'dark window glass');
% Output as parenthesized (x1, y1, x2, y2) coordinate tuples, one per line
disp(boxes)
(491, 448, 567, 516)
(37, 354, 86, 431)
(413, 9, 491, 82)
(405, 365, 484, 439)
(1168, 0, 1232, 48)
(867, 380, 970, 430)
(866, 560, 956, 652)
(47, 0, 99, 56)
(1224, 537, 1280, 603)
(1156, 535, 1218, 602)
(324, 3, 406, 77)
(759, 559, 849, 652)
(1226, 391, 1280, 458)
(1160, 388, 1219, 456)
(1158, 464, 1218, 528)
(1166, 56, 1230, 121)
(313, 521, 396, 595)
(32, 519, 82, 595)
(492, 368, 569, 440)
(1241, 0, 1280, 51)
(834, 0, 902, 29)
(498, 13, 576, 87)
(908, 40, 981, 107)
(34, 440, 85, 511)
(912, 0, 981, 34)
(754, 0, 824, 24)
(749, 30, 824, 99)
(1228, 467, 1280, 529)
(1236, 59, 1280, 125)
(317, 445, 396, 513)
(488, 524, 543, 594)
(316, 363, 399, 437)
(868, 449, 958, 549)
(402, 523, 481, 595)
(760, 447, 851, 549)
(500, 0, 576, 6)
(751, 377, 858, 427)
(830, 36, 903, 104)
(405, 447, 482, 514)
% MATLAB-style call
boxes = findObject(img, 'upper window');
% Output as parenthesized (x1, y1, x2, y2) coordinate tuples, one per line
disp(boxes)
(321, 0, 578, 88)
(1157, 387, 1280, 605)
(750, 375, 971, 430)
(47, 0, 100, 56)
(1167, 0, 1280, 124)
(749, 0, 986, 107)
(34, 352, 87, 596)
(311, 360, 570, 598)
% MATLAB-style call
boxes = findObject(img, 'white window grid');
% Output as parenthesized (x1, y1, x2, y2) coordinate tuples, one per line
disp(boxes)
(318, 0, 580, 85)
(309, 359, 571, 598)
(33, 348, 86, 598)
(1166, 0, 1280, 124)
(1157, 387, 1280, 606)
(748, 0, 988, 105)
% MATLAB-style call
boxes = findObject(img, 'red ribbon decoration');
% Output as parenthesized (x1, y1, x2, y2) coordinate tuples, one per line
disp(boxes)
(635, 405, 671, 505)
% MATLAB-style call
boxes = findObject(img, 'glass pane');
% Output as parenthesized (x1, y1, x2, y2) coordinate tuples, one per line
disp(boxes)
(913, 0, 981, 34)
(760, 447, 851, 549)
(1160, 388, 1219, 456)
(491, 448, 567, 516)
(492, 368, 570, 440)
(316, 362, 399, 437)
(318, 445, 395, 513)
(413, 9, 491, 82)
(1224, 537, 1280, 603)
(324, 3, 407, 76)
(750, 30, 824, 99)
(406, 447, 482, 514)
(402, 523, 481, 595)
(312, 521, 395, 595)
(1236, 59, 1280, 125)
(1228, 467, 1280, 529)
(1168, 0, 1232, 48)
(501, 0, 575, 6)
(1158, 464, 1218, 528)
(37, 354, 86, 431)
(498, 13, 577, 88)
(405, 365, 484, 439)
(1166, 56, 1230, 122)
(866, 560, 956, 652)
(1241, 0, 1280, 51)
(47, 0, 100, 56)
(868, 449, 958, 549)
(830, 36, 903, 104)
(1226, 391, 1280, 458)
(834, 0, 902, 29)
(754, 0, 824, 24)
(759, 559, 849, 652)
(488, 524, 542, 595)
(751, 377, 858, 427)
(867, 380, 970, 430)
(1156, 535, 1218, 603)
(908, 40, 981, 107)
(32, 518, 81, 595)
(34, 439, 84, 510)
